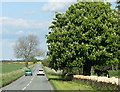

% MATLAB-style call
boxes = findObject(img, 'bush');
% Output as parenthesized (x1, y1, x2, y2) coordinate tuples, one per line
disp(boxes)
(42, 58, 50, 67)
(94, 65, 111, 71)
(33, 58, 37, 64)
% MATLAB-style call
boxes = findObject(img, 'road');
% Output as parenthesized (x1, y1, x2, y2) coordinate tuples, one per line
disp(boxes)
(1, 64, 53, 92)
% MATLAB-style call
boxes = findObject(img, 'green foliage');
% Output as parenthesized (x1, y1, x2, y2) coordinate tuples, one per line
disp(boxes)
(108, 70, 120, 78)
(46, 1, 119, 73)
(33, 58, 37, 64)
(42, 58, 50, 67)
(10, 59, 13, 63)
(94, 65, 110, 71)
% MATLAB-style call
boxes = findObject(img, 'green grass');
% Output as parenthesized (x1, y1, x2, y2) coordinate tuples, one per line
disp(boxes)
(0, 63, 25, 74)
(1, 63, 36, 88)
(43, 67, 97, 91)
(92, 70, 120, 78)
(108, 70, 120, 78)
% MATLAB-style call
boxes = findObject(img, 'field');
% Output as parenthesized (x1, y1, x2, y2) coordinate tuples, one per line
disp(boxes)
(1, 63, 36, 88)
(1, 63, 25, 74)
(0, 62, 41, 74)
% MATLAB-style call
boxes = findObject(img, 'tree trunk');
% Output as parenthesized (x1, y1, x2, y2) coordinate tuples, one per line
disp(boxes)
(112, 64, 115, 71)
(25, 58, 29, 68)
(83, 64, 91, 76)
(116, 64, 118, 71)
(25, 62, 28, 67)
(91, 66, 94, 75)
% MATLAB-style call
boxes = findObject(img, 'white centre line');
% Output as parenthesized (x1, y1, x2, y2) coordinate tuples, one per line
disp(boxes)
(22, 75, 35, 90)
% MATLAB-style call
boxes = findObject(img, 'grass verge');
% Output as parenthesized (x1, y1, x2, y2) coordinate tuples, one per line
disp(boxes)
(43, 66, 98, 91)
(1, 63, 37, 88)
(108, 70, 120, 78)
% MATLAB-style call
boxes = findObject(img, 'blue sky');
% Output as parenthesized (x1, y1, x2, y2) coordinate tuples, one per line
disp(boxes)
(0, 0, 117, 60)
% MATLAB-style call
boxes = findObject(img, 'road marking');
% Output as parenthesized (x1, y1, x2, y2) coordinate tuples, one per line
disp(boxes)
(22, 75, 35, 90)
(22, 66, 37, 90)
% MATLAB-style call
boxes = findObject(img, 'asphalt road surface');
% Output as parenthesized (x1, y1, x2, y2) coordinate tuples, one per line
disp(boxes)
(1, 64, 53, 91)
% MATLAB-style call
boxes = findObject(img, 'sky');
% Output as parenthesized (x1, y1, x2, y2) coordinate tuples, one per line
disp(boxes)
(0, 0, 118, 60)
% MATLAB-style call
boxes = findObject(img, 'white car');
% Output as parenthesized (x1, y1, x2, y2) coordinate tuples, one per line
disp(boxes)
(37, 69, 45, 76)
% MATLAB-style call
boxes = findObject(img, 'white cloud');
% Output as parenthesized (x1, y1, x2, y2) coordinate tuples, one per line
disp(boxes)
(42, 0, 77, 11)
(3, 18, 29, 28)
(1, 17, 50, 29)
(24, 11, 35, 15)
(28, 32, 34, 35)
(16, 30, 24, 35)
(42, 0, 116, 12)
(0, 17, 51, 35)
(0, 17, 9, 20)
(10, 42, 16, 47)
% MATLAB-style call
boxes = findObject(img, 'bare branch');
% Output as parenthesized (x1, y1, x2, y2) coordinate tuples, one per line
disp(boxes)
(13, 34, 43, 62)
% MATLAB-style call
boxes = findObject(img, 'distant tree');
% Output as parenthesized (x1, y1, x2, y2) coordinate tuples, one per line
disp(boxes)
(46, 1, 119, 75)
(14, 34, 43, 67)
(33, 58, 37, 64)
(10, 59, 13, 63)
(42, 58, 50, 67)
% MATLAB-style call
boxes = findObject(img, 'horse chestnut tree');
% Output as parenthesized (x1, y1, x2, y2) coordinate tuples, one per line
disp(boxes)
(46, 1, 119, 75)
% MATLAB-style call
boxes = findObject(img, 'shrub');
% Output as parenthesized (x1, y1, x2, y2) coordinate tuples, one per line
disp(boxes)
(42, 58, 50, 67)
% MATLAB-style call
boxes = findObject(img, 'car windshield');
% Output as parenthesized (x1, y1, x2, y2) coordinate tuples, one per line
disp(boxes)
(39, 70, 43, 71)
(26, 70, 31, 72)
